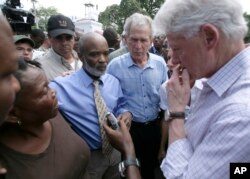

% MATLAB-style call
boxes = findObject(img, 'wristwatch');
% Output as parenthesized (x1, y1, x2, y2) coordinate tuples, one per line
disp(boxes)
(165, 110, 186, 121)
(119, 158, 140, 177)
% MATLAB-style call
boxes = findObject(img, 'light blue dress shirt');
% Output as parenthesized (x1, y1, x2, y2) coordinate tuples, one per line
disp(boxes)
(161, 47, 250, 179)
(49, 68, 127, 150)
(107, 53, 167, 123)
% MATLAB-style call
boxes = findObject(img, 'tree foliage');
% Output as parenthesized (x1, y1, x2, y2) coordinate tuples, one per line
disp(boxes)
(99, 0, 250, 40)
(137, 0, 164, 18)
(98, 4, 120, 30)
(99, 0, 161, 34)
(31, 6, 59, 31)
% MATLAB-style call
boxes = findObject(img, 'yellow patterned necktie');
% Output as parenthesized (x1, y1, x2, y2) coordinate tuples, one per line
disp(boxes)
(93, 80, 113, 156)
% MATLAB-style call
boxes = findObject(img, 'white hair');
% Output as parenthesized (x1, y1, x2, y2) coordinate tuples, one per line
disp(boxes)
(153, 0, 248, 40)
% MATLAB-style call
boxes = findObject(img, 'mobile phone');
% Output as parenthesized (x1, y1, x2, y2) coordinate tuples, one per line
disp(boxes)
(106, 112, 119, 130)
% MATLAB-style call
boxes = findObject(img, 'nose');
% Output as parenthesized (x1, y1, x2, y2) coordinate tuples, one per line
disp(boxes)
(11, 75, 20, 93)
(99, 54, 107, 63)
(134, 40, 142, 49)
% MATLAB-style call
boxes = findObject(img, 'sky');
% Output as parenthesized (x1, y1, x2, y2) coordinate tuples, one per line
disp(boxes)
(23, 0, 122, 18)
(0, 0, 250, 18)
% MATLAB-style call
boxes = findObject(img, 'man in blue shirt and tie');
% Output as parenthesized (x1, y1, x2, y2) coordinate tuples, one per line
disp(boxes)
(50, 32, 132, 179)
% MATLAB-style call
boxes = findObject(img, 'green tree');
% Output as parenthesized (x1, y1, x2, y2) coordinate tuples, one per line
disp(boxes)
(99, 0, 148, 34)
(117, 0, 148, 33)
(244, 13, 250, 43)
(137, 0, 164, 18)
(31, 6, 59, 31)
(99, 4, 120, 30)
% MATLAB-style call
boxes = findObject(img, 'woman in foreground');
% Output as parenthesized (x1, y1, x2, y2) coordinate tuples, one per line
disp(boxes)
(0, 59, 90, 179)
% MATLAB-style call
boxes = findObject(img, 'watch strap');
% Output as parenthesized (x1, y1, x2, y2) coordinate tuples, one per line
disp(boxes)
(124, 158, 140, 168)
(119, 158, 140, 177)
(165, 110, 186, 121)
(169, 111, 185, 118)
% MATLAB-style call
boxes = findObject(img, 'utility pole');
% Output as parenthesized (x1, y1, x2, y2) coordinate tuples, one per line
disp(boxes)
(31, 0, 38, 28)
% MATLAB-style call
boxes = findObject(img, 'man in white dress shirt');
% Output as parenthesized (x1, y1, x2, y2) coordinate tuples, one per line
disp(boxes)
(153, 0, 250, 178)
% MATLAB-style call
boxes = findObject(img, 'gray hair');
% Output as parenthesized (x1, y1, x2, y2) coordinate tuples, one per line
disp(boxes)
(153, 0, 248, 40)
(123, 13, 153, 39)
(78, 32, 106, 58)
(77, 32, 95, 58)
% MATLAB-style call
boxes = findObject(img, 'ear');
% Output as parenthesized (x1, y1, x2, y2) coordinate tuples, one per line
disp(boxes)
(200, 24, 219, 50)
(80, 55, 86, 63)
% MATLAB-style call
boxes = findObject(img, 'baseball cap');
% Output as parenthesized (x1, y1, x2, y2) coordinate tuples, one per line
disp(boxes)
(47, 15, 75, 38)
(13, 35, 35, 47)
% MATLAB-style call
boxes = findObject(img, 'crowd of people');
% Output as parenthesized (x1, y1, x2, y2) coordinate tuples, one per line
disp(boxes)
(0, 0, 250, 178)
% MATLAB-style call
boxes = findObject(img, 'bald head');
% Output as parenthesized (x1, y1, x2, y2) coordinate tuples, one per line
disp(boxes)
(78, 32, 108, 58)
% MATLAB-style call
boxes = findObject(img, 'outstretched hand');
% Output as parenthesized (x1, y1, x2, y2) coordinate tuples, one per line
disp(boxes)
(103, 118, 135, 158)
(117, 111, 132, 129)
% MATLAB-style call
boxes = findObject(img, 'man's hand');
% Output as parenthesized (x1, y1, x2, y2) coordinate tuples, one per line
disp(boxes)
(167, 65, 190, 145)
(117, 111, 133, 129)
(167, 65, 191, 112)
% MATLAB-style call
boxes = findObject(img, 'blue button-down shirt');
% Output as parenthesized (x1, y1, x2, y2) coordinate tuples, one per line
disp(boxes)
(49, 69, 127, 150)
(107, 53, 167, 123)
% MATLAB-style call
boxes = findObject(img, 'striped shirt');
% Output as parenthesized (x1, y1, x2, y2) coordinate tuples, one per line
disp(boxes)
(107, 53, 167, 122)
(161, 46, 250, 179)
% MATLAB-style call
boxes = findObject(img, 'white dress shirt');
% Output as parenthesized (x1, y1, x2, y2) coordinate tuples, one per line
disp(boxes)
(161, 46, 250, 179)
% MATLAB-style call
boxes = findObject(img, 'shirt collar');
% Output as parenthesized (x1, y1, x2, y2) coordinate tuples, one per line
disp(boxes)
(125, 52, 156, 69)
(206, 47, 250, 97)
(80, 68, 106, 88)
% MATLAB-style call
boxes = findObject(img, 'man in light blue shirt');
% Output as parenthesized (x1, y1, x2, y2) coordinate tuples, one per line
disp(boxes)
(50, 32, 132, 179)
(107, 13, 167, 179)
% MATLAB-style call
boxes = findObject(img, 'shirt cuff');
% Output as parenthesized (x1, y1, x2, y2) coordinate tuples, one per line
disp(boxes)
(161, 138, 193, 179)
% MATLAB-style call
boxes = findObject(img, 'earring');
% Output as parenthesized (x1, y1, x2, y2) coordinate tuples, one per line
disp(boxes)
(17, 120, 22, 126)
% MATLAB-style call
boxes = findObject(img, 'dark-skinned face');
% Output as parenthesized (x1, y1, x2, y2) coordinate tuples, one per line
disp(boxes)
(82, 35, 109, 77)
(0, 15, 20, 124)
(13, 68, 58, 125)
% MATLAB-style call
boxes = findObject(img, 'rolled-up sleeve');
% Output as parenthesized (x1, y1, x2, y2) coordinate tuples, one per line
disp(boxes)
(161, 138, 193, 179)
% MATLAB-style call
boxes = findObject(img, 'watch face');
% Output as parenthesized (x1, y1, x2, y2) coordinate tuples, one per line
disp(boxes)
(119, 162, 126, 177)
(164, 110, 171, 121)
